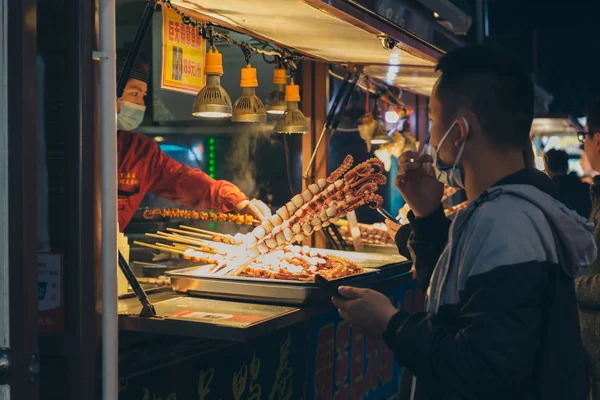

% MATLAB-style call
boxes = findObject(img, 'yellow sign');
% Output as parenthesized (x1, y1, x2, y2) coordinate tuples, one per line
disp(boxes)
(161, 5, 205, 94)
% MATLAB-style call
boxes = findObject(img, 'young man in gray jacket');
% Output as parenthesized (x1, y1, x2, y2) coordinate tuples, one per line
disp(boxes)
(333, 46, 595, 399)
(579, 98, 600, 399)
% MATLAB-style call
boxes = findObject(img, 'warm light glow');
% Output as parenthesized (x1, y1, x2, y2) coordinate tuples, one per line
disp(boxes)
(535, 156, 545, 171)
(385, 110, 400, 124)
(194, 111, 232, 118)
(154, 136, 165, 142)
(371, 139, 389, 144)
(267, 109, 285, 115)
(433, 12, 440, 18)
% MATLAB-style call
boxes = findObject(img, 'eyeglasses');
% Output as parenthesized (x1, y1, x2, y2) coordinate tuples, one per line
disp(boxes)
(578, 132, 593, 144)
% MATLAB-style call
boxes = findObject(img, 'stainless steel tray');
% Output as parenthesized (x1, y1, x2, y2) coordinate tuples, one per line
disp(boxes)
(165, 250, 408, 305)
(165, 268, 379, 306)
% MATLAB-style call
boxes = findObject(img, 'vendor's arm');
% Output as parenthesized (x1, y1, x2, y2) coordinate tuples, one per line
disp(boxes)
(147, 141, 247, 213)
(407, 206, 451, 293)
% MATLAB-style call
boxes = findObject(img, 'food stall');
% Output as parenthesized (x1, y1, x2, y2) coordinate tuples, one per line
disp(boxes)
(22, 0, 472, 399)
(530, 114, 584, 173)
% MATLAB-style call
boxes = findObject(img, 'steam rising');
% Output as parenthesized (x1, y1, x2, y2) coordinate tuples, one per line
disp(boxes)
(228, 121, 278, 198)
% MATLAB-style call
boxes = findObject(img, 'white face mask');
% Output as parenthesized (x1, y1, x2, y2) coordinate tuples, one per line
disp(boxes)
(428, 119, 468, 189)
(117, 100, 146, 131)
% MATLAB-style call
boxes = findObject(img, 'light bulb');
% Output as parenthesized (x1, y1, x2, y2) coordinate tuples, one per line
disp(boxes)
(385, 110, 400, 124)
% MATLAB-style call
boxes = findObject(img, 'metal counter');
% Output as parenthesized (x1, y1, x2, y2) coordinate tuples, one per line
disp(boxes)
(118, 260, 412, 342)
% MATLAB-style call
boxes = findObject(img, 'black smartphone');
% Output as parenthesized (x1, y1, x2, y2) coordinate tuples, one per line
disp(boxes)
(376, 207, 399, 223)
(315, 274, 348, 300)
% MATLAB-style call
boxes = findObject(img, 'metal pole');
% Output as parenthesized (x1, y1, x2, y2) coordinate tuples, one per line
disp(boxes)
(97, 0, 118, 397)
(116, 0, 158, 98)
(329, 73, 359, 137)
(303, 70, 361, 179)
(303, 71, 351, 179)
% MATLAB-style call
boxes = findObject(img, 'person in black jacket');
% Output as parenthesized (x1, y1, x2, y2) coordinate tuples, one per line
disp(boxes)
(332, 46, 595, 400)
(578, 98, 600, 399)
(544, 148, 592, 219)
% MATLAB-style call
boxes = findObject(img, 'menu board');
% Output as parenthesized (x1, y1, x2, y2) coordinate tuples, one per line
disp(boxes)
(161, 5, 206, 95)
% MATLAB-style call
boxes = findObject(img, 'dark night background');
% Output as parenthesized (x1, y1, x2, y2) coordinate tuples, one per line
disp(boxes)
(485, 0, 600, 116)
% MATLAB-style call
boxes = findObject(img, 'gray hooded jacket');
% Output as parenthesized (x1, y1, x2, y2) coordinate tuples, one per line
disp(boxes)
(428, 184, 596, 313)
(385, 170, 595, 400)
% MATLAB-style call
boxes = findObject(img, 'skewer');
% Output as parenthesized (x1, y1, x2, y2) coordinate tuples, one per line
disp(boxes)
(173, 243, 213, 253)
(166, 227, 219, 240)
(152, 242, 191, 254)
(151, 242, 217, 265)
(228, 256, 260, 277)
(146, 232, 217, 252)
(178, 225, 223, 237)
(133, 241, 187, 255)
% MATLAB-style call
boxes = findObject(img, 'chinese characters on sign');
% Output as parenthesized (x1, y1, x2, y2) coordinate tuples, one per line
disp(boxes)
(161, 5, 205, 94)
(135, 331, 297, 400)
(308, 281, 423, 399)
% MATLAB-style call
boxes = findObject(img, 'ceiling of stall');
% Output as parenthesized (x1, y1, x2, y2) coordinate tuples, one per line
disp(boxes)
(363, 65, 439, 96)
(171, 0, 436, 67)
(530, 115, 583, 137)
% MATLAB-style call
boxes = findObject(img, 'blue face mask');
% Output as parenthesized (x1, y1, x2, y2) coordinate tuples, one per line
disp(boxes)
(117, 100, 146, 131)
(428, 119, 467, 189)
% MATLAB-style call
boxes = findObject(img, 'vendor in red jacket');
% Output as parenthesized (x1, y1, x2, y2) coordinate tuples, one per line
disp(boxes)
(115, 51, 270, 230)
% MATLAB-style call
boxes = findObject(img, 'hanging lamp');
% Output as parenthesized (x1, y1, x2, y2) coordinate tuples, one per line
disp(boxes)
(192, 46, 232, 118)
(266, 68, 287, 115)
(276, 80, 309, 135)
(231, 64, 267, 122)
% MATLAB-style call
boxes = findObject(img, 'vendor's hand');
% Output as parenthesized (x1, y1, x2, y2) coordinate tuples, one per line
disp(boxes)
(237, 199, 271, 222)
(332, 286, 398, 338)
(385, 219, 400, 241)
(395, 151, 443, 218)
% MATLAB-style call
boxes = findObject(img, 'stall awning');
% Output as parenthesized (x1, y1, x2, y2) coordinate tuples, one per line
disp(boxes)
(363, 64, 439, 96)
(530, 115, 583, 137)
(171, 0, 438, 67)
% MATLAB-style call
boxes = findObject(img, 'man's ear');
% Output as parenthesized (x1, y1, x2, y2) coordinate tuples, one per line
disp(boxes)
(594, 132, 600, 149)
(455, 108, 476, 146)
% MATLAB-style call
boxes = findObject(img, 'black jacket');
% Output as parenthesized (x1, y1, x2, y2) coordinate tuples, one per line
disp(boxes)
(552, 173, 591, 219)
(576, 176, 600, 386)
(386, 169, 592, 400)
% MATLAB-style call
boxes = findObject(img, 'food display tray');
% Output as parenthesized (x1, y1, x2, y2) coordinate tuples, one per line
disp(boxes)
(166, 250, 408, 306)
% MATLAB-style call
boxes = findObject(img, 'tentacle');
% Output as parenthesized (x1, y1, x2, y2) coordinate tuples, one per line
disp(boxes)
(365, 194, 384, 209)
(353, 182, 379, 198)
(327, 155, 354, 183)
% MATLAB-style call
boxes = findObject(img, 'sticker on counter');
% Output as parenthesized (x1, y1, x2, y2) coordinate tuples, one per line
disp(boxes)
(168, 310, 266, 324)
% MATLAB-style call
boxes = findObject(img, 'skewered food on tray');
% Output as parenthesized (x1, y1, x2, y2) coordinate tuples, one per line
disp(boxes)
(142, 208, 256, 225)
(336, 222, 395, 246)
(135, 155, 387, 277)
(239, 246, 364, 281)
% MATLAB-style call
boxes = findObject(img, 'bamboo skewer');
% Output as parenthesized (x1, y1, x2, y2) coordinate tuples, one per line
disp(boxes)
(226, 255, 259, 277)
(145, 232, 217, 253)
(133, 241, 187, 255)
(133, 241, 217, 264)
(173, 243, 212, 253)
(178, 225, 225, 237)
(166, 227, 220, 241)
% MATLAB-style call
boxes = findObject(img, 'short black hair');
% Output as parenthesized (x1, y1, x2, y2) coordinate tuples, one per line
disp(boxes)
(544, 149, 569, 173)
(587, 98, 600, 133)
(435, 45, 534, 149)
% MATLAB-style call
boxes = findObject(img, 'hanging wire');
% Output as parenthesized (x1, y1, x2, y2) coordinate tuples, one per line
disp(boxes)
(161, 0, 305, 68)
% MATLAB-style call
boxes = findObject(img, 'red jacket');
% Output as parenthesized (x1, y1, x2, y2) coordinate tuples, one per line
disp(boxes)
(117, 130, 247, 230)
